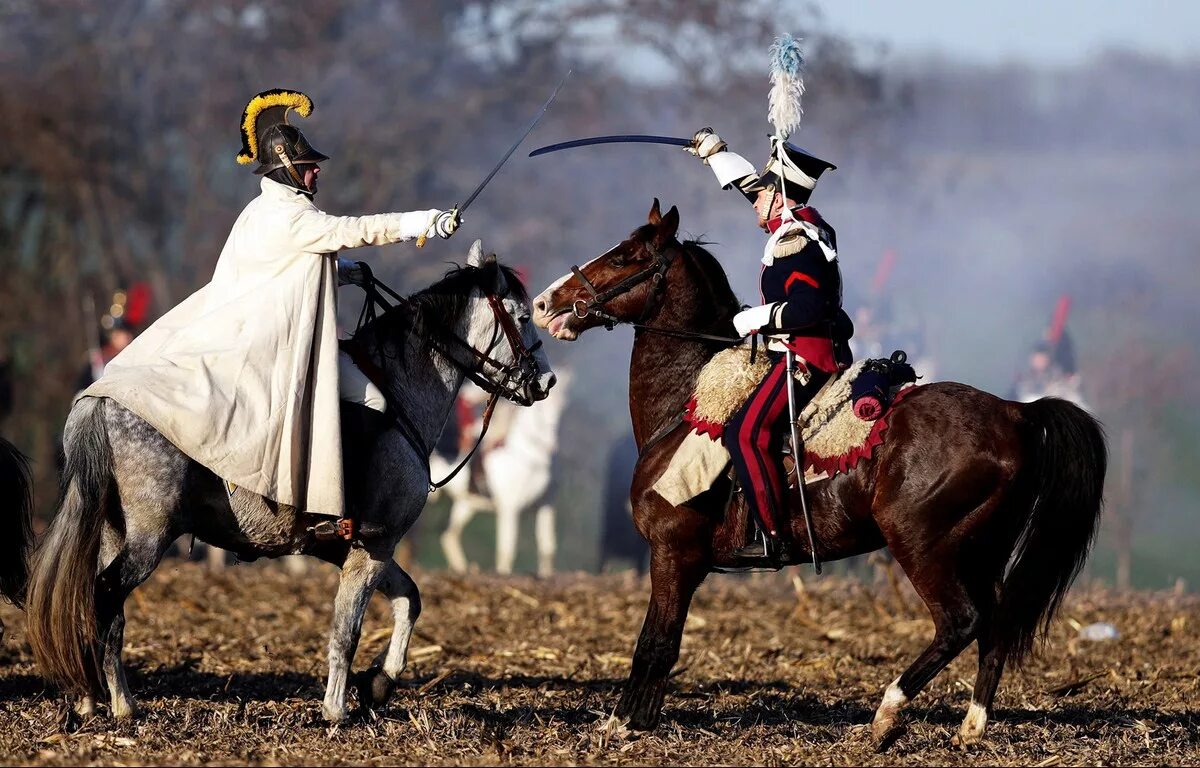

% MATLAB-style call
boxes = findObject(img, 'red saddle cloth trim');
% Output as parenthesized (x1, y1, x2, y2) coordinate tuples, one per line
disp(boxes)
(683, 384, 920, 477)
(684, 396, 726, 442)
(803, 385, 918, 476)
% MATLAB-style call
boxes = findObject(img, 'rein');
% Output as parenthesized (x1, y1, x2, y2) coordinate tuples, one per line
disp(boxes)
(352, 264, 540, 491)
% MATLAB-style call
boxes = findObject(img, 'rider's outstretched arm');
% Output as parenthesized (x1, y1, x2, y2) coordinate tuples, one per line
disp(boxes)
(688, 128, 762, 203)
(286, 206, 459, 255)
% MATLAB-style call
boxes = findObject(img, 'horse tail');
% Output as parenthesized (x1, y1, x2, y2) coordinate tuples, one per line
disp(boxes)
(0, 437, 34, 607)
(995, 397, 1107, 665)
(26, 399, 112, 694)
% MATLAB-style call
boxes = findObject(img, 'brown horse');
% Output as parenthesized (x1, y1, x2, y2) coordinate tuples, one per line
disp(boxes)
(532, 200, 1106, 749)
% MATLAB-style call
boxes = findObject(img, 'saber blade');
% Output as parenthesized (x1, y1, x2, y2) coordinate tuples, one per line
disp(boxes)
(458, 70, 572, 214)
(529, 134, 691, 158)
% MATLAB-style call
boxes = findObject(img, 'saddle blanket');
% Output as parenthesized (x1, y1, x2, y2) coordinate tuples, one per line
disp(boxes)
(653, 348, 914, 507)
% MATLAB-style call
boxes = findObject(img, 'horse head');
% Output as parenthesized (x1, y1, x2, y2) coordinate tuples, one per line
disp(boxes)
(460, 239, 556, 403)
(372, 240, 554, 405)
(533, 199, 681, 341)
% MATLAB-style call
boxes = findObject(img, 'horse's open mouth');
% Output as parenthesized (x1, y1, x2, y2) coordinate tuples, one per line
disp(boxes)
(544, 309, 579, 341)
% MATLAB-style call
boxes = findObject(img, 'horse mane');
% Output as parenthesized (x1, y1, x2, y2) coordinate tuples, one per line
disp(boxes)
(357, 261, 527, 344)
(677, 239, 742, 322)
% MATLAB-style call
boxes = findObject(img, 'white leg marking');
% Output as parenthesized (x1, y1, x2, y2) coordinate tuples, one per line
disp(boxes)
(322, 551, 384, 722)
(381, 568, 420, 680)
(958, 699, 989, 744)
(872, 676, 909, 742)
(879, 676, 909, 711)
(107, 662, 136, 719)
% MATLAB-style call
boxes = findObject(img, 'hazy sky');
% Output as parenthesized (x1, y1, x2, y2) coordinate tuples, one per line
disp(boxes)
(814, 0, 1200, 64)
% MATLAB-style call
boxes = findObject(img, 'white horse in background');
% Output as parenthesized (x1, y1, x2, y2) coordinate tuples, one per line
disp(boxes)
(433, 369, 572, 577)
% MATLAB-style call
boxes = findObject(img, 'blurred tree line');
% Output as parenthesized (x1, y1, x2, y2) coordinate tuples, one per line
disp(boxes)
(1, 0, 1196, 587)
(0, 0, 889, 534)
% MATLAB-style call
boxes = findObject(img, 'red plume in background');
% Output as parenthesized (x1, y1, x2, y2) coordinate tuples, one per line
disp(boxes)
(871, 250, 896, 296)
(124, 282, 153, 327)
(1048, 294, 1071, 345)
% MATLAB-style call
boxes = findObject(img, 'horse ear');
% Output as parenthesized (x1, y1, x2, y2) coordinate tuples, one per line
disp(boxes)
(647, 198, 662, 225)
(654, 205, 680, 244)
(467, 239, 484, 267)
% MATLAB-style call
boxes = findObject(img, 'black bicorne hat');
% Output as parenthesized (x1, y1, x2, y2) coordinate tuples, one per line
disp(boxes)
(748, 138, 836, 202)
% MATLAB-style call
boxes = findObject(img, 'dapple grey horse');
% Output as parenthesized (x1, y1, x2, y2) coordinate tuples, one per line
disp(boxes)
(24, 242, 555, 722)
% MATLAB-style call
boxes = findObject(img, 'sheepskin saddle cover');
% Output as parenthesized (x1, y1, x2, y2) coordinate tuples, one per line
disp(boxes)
(686, 348, 878, 467)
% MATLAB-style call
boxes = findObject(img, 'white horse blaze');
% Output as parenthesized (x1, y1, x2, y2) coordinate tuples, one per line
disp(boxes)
(536, 245, 618, 312)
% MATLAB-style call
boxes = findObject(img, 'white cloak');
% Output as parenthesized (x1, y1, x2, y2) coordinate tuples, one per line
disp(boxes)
(83, 177, 438, 517)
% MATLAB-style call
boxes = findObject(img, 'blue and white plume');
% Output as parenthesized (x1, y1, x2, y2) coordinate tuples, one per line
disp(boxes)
(768, 34, 805, 139)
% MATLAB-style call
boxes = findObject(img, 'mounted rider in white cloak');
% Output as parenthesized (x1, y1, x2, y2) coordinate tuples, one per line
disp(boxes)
(81, 89, 461, 539)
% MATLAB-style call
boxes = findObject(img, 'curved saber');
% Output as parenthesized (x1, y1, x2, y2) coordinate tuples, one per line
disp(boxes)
(529, 134, 691, 157)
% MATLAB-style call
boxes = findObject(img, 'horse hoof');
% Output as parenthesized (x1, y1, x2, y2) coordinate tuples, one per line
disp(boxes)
(322, 703, 349, 724)
(871, 714, 906, 752)
(112, 698, 138, 720)
(73, 696, 97, 718)
(953, 701, 988, 748)
(356, 666, 397, 710)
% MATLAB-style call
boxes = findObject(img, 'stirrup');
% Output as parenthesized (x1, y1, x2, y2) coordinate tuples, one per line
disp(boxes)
(310, 519, 387, 542)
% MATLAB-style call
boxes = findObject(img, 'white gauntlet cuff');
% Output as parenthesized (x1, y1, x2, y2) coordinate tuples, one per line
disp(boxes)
(708, 152, 758, 189)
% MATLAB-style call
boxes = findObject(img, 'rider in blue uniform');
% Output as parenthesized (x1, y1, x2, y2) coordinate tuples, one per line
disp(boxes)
(686, 39, 854, 562)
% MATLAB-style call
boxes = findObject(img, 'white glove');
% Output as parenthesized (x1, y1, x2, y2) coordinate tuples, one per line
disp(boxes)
(686, 127, 727, 163)
(432, 208, 461, 239)
(733, 303, 778, 336)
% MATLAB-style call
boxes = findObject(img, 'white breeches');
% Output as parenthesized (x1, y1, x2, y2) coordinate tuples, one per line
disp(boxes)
(338, 350, 387, 412)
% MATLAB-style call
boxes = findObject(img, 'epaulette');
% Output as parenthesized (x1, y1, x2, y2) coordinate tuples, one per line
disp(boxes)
(772, 228, 810, 260)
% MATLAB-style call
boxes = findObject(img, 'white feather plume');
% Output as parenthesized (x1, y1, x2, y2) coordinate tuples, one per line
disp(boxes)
(768, 34, 805, 139)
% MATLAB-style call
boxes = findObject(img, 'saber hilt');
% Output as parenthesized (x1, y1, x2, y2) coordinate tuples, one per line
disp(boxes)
(786, 348, 821, 574)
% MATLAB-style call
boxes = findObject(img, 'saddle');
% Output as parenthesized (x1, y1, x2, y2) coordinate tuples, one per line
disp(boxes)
(653, 348, 917, 507)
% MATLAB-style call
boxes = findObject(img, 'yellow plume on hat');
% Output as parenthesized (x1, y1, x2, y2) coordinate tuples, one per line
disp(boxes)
(236, 89, 314, 165)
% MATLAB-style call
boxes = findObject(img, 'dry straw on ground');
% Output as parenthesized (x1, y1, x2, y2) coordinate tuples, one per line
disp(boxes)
(1, 563, 1197, 766)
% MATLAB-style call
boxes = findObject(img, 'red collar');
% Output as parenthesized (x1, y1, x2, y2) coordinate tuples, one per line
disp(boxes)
(766, 206, 819, 234)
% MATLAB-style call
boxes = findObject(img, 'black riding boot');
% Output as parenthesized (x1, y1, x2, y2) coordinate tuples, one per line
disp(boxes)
(315, 402, 392, 541)
(344, 401, 393, 539)
(732, 517, 794, 565)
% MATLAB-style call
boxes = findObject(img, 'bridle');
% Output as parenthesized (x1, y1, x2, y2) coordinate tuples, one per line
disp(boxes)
(569, 240, 673, 330)
(565, 236, 744, 461)
(352, 263, 544, 489)
(568, 239, 743, 346)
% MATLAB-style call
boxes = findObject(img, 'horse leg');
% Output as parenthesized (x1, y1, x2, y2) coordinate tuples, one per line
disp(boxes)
(955, 611, 1005, 747)
(96, 546, 168, 717)
(439, 498, 474, 573)
(322, 545, 388, 722)
(534, 502, 556, 578)
(356, 561, 421, 710)
(494, 497, 519, 575)
(870, 575, 980, 750)
(615, 544, 707, 730)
